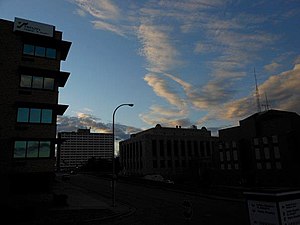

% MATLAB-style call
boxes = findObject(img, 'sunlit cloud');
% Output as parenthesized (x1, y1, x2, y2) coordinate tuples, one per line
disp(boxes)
(57, 112, 141, 140)
(264, 62, 281, 73)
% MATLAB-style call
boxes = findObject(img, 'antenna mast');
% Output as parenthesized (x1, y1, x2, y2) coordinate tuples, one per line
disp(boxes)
(262, 93, 270, 111)
(254, 68, 261, 112)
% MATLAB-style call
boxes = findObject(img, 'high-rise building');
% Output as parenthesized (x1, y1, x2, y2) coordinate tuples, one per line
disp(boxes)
(119, 124, 218, 182)
(57, 129, 113, 171)
(0, 18, 71, 190)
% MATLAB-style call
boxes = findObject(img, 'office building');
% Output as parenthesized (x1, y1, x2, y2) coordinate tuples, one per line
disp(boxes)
(0, 18, 71, 190)
(57, 129, 113, 171)
(217, 109, 300, 187)
(119, 124, 218, 182)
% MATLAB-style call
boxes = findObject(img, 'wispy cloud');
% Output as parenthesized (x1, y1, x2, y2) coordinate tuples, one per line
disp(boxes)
(137, 24, 180, 73)
(264, 62, 281, 73)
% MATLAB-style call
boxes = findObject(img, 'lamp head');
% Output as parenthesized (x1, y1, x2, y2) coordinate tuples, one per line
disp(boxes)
(128, 104, 134, 107)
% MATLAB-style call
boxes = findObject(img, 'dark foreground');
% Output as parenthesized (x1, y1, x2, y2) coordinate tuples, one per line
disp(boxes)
(4, 173, 249, 225)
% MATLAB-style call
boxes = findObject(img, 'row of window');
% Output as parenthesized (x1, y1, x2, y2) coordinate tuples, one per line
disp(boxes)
(14, 141, 51, 158)
(257, 162, 282, 170)
(23, 44, 56, 59)
(220, 164, 239, 170)
(17, 107, 53, 124)
(20, 75, 54, 90)
(254, 136, 278, 145)
(255, 147, 280, 160)
(220, 150, 238, 162)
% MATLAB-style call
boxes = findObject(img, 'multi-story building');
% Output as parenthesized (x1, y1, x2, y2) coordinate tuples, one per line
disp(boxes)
(0, 18, 71, 191)
(217, 109, 300, 187)
(119, 124, 218, 182)
(57, 129, 113, 171)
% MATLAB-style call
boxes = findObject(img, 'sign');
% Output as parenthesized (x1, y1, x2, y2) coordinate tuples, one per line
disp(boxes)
(248, 200, 280, 225)
(279, 199, 300, 225)
(13, 17, 54, 37)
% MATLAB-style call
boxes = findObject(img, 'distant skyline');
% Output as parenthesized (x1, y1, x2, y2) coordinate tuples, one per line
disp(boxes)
(1, 0, 300, 139)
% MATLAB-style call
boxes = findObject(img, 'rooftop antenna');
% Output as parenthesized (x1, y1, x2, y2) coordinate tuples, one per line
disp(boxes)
(254, 68, 261, 113)
(262, 93, 270, 111)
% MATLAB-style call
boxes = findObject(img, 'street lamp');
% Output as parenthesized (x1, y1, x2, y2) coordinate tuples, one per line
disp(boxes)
(112, 103, 134, 207)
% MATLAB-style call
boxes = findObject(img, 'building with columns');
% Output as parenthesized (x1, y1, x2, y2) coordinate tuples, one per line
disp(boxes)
(119, 124, 218, 182)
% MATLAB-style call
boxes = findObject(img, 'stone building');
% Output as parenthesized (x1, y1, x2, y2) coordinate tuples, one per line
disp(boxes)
(119, 124, 218, 182)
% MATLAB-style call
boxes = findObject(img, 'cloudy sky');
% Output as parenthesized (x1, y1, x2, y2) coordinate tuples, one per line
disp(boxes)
(1, 0, 300, 138)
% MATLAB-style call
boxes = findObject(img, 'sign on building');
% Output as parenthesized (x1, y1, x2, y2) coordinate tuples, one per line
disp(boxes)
(13, 17, 54, 37)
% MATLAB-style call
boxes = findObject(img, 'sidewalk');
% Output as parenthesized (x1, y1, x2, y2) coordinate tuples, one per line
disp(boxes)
(4, 179, 135, 225)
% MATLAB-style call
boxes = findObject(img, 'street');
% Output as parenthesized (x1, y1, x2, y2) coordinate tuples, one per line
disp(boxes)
(68, 174, 249, 225)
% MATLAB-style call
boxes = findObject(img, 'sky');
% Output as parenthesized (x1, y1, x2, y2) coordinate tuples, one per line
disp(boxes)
(1, 0, 300, 140)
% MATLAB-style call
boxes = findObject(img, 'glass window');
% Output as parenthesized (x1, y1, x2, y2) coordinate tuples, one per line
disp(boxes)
(228, 164, 232, 170)
(43, 78, 54, 90)
(234, 164, 239, 170)
(27, 141, 39, 158)
(221, 164, 225, 170)
(29, 108, 41, 123)
(263, 137, 268, 144)
(35, 46, 46, 57)
(46, 48, 56, 59)
(41, 109, 52, 123)
(39, 141, 50, 157)
(266, 162, 271, 170)
(14, 141, 26, 158)
(32, 76, 43, 89)
(254, 138, 259, 145)
(20, 75, 32, 88)
(23, 44, 34, 55)
(17, 108, 29, 122)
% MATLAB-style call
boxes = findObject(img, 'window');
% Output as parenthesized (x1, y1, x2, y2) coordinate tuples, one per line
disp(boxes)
(14, 141, 51, 158)
(221, 164, 225, 170)
(17, 108, 53, 124)
(274, 147, 280, 159)
(264, 148, 270, 159)
(220, 152, 224, 162)
(233, 150, 238, 161)
(160, 160, 165, 168)
(20, 75, 55, 90)
(266, 162, 271, 170)
(23, 44, 56, 59)
(23, 44, 34, 55)
(226, 151, 231, 161)
(263, 137, 268, 144)
(257, 163, 262, 170)
(234, 164, 239, 170)
(272, 135, 278, 143)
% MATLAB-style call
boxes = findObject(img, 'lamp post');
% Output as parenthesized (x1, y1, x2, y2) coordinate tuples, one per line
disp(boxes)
(112, 103, 134, 207)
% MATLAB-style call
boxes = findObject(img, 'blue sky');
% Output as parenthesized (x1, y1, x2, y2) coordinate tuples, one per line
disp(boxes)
(1, 0, 300, 138)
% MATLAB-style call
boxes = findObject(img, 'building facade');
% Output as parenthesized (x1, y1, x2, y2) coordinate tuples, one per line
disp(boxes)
(0, 18, 71, 190)
(119, 124, 218, 182)
(57, 129, 113, 171)
(216, 110, 300, 187)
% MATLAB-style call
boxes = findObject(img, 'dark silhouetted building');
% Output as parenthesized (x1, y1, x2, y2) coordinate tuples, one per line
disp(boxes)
(119, 124, 218, 183)
(216, 109, 300, 187)
(57, 129, 113, 171)
(0, 18, 71, 192)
